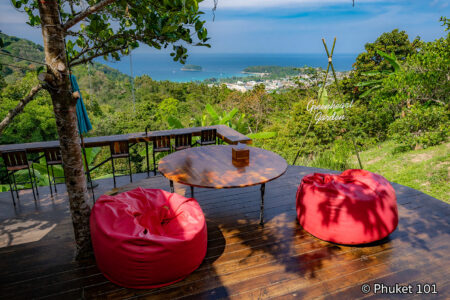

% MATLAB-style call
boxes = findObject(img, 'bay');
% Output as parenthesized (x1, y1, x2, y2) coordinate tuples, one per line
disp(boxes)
(103, 52, 357, 82)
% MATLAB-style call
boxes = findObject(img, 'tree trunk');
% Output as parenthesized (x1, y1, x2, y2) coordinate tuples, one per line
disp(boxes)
(38, 0, 92, 259)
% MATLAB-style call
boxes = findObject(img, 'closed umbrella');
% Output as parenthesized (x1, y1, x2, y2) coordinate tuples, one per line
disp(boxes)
(70, 74, 92, 134)
(70, 74, 95, 198)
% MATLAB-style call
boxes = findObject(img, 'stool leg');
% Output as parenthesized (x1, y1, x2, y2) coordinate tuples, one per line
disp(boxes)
(32, 164, 39, 196)
(46, 163, 53, 197)
(7, 173, 16, 207)
(153, 150, 157, 176)
(27, 167, 37, 202)
(259, 183, 265, 226)
(128, 155, 133, 183)
(146, 142, 150, 177)
(190, 186, 194, 198)
(51, 165, 57, 193)
(170, 180, 174, 193)
(91, 184, 96, 204)
(12, 172, 19, 200)
(111, 158, 116, 188)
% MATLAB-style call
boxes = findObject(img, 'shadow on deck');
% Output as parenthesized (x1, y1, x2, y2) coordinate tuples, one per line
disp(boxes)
(0, 165, 448, 299)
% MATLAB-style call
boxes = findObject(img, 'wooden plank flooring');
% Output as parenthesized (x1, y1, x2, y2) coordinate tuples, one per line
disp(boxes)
(0, 165, 448, 299)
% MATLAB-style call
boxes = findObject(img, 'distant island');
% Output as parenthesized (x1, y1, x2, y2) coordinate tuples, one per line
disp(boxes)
(181, 64, 202, 71)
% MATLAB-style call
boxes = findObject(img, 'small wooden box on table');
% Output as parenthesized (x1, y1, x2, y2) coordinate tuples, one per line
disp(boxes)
(232, 144, 249, 167)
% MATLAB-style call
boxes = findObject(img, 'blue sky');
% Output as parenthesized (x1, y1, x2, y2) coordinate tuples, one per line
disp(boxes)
(0, 0, 448, 54)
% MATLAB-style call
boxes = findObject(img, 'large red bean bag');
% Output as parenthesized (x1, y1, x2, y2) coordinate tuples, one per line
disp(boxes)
(90, 188, 207, 289)
(296, 169, 398, 245)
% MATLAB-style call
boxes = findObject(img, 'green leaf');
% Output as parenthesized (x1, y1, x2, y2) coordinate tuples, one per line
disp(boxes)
(11, 0, 21, 9)
(356, 79, 383, 87)
(205, 104, 219, 122)
(195, 20, 202, 32)
(168, 116, 183, 129)
(377, 49, 401, 72)
(83, 147, 101, 166)
(360, 85, 382, 98)
(318, 87, 328, 104)
(221, 108, 239, 124)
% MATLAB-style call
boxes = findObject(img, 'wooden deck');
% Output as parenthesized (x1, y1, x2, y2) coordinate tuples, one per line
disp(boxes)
(0, 165, 448, 299)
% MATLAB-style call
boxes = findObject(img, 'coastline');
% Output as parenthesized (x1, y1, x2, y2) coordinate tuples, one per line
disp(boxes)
(103, 53, 357, 82)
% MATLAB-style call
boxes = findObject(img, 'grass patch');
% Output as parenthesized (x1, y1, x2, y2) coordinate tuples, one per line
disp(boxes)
(350, 140, 449, 203)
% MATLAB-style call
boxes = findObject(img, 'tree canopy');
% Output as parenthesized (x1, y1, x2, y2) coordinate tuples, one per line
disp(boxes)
(11, 0, 210, 67)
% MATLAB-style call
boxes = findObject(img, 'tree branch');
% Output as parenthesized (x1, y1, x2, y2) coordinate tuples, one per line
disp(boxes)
(0, 84, 44, 135)
(63, 0, 116, 31)
(68, 31, 164, 66)
(65, 30, 87, 38)
(69, 32, 128, 63)
(69, 0, 76, 15)
(69, 45, 128, 67)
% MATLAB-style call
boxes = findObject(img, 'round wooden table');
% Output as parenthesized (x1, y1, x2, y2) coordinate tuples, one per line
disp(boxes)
(158, 145, 288, 225)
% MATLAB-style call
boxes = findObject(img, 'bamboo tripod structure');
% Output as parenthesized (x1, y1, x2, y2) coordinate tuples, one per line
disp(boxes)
(292, 37, 363, 169)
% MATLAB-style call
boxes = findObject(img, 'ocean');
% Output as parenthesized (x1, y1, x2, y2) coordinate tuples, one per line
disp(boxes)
(103, 53, 357, 82)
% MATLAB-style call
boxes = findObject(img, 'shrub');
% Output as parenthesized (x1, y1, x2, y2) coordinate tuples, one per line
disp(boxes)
(388, 104, 449, 150)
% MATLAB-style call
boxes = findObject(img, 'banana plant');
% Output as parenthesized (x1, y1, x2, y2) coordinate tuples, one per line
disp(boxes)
(204, 104, 239, 127)
(204, 104, 276, 140)
(232, 112, 248, 133)
(167, 115, 184, 129)
(167, 104, 276, 141)
(357, 49, 402, 98)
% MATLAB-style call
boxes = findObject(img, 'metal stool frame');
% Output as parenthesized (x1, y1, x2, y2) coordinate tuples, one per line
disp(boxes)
(1, 150, 39, 206)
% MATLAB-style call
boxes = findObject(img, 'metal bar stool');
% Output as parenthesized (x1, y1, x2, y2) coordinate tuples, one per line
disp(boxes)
(110, 141, 132, 188)
(1, 150, 39, 206)
(44, 148, 64, 197)
(196, 128, 217, 146)
(152, 135, 171, 176)
(172, 133, 192, 152)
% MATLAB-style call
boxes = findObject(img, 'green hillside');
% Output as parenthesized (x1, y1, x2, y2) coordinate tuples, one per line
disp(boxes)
(350, 141, 449, 203)
(0, 32, 130, 107)
(0, 32, 44, 78)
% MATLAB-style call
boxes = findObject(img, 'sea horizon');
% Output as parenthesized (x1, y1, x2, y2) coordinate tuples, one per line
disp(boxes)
(102, 52, 358, 83)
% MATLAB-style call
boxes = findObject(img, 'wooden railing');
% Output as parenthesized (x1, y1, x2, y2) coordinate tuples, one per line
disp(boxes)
(0, 125, 251, 155)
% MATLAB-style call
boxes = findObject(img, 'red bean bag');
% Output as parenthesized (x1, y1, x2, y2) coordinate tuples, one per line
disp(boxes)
(90, 188, 207, 289)
(296, 169, 398, 245)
